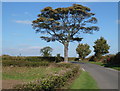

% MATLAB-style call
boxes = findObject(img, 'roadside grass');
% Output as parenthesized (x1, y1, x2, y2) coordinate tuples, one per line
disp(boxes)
(69, 70, 99, 89)
(2, 66, 62, 82)
(86, 61, 120, 71)
(103, 65, 120, 71)
(109, 67, 120, 71)
(88, 61, 103, 66)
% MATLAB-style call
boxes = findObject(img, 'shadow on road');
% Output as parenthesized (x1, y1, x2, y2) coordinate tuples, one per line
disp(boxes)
(69, 61, 85, 64)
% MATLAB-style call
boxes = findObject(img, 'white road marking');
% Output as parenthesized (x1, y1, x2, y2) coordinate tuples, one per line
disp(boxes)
(82, 68, 86, 72)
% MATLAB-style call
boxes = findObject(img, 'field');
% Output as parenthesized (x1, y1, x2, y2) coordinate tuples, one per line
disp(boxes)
(2, 66, 62, 81)
(2, 66, 63, 89)
(1, 56, 100, 90)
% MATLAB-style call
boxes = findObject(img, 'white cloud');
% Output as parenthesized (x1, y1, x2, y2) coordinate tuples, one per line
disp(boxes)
(14, 20, 32, 24)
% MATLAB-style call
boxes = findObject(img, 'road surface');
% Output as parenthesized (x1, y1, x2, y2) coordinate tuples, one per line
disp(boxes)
(70, 61, 119, 89)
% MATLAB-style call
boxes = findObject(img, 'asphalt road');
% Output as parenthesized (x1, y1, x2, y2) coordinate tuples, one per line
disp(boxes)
(70, 61, 119, 89)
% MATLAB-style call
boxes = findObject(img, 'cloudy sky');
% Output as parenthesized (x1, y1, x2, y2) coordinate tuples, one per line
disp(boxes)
(1, 2, 119, 57)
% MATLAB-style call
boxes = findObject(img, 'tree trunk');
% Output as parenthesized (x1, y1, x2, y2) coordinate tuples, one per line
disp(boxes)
(64, 43, 69, 63)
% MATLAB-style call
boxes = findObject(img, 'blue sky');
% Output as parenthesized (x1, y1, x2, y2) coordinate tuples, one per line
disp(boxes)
(2, 2, 118, 57)
(1, 0, 120, 2)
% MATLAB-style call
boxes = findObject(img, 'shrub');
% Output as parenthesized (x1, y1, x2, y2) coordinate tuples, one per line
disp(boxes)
(68, 57, 76, 61)
(2, 56, 64, 63)
(2, 60, 50, 67)
(105, 52, 120, 66)
(56, 62, 73, 68)
(89, 56, 96, 61)
(55, 54, 64, 62)
(14, 64, 80, 90)
(74, 58, 79, 61)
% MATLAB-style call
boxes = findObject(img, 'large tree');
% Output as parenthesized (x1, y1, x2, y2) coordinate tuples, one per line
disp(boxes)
(32, 4, 99, 62)
(40, 46, 53, 57)
(76, 43, 91, 59)
(93, 37, 110, 58)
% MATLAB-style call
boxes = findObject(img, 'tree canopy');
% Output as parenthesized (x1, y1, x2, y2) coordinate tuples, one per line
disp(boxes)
(76, 43, 91, 59)
(40, 46, 53, 57)
(32, 4, 99, 62)
(93, 37, 110, 58)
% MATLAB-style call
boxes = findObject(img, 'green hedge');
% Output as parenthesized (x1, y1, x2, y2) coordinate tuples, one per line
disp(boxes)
(56, 62, 74, 68)
(2, 55, 64, 67)
(68, 57, 79, 61)
(14, 63, 80, 91)
(104, 52, 120, 67)
(2, 55, 64, 62)
(2, 60, 50, 67)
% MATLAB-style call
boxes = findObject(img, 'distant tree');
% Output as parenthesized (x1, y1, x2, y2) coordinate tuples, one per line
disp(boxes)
(32, 4, 99, 62)
(76, 43, 91, 59)
(93, 37, 110, 58)
(2, 54, 10, 56)
(40, 46, 53, 57)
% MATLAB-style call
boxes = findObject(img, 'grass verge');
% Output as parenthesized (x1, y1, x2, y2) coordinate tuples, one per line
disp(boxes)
(88, 61, 120, 71)
(69, 70, 98, 89)
(89, 61, 103, 66)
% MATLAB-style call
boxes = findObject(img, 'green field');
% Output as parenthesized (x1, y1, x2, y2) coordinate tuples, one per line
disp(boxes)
(70, 71, 98, 89)
(2, 66, 62, 81)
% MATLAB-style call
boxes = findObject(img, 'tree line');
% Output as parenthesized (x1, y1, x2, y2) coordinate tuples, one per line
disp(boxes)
(40, 37, 110, 60)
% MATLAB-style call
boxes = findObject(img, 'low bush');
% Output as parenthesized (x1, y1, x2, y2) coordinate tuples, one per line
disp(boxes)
(55, 54, 64, 62)
(87, 54, 115, 62)
(56, 62, 73, 68)
(88, 56, 96, 62)
(68, 57, 79, 61)
(14, 63, 80, 91)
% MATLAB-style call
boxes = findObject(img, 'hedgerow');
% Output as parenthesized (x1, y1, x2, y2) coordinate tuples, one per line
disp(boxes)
(104, 52, 120, 67)
(2, 60, 50, 67)
(14, 63, 80, 91)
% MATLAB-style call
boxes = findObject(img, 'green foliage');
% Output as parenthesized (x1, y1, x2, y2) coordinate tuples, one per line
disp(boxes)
(40, 46, 53, 57)
(76, 43, 91, 59)
(14, 63, 80, 90)
(2, 60, 50, 67)
(32, 4, 99, 62)
(105, 52, 120, 67)
(93, 37, 110, 58)
(55, 54, 64, 62)
(56, 62, 74, 68)
(32, 4, 99, 43)
(32, 4, 98, 44)
(2, 56, 64, 67)
(1, 56, 46, 62)
(68, 57, 79, 61)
